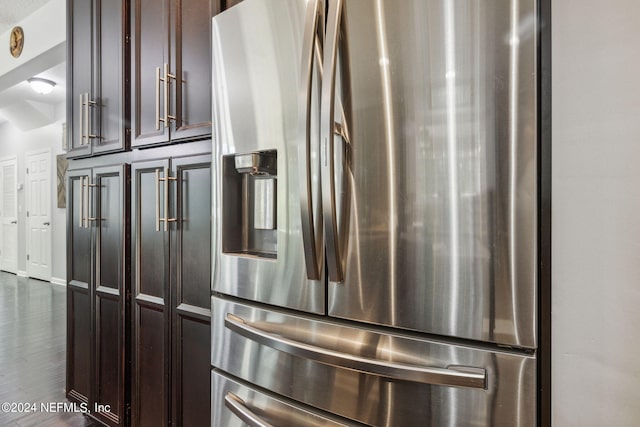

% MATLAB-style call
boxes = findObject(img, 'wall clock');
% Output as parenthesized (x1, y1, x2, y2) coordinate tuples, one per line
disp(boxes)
(10, 26, 24, 58)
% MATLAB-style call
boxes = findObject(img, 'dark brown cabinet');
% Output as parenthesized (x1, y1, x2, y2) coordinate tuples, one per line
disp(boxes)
(67, 165, 130, 427)
(131, 0, 215, 148)
(132, 153, 211, 426)
(67, 0, 129, 158)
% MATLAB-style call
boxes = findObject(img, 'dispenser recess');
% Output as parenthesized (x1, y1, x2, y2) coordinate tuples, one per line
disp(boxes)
(222, 150, 277, 259)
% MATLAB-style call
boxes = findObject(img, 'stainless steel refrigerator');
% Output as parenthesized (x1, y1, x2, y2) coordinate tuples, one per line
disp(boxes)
(211, 0, 538, 425)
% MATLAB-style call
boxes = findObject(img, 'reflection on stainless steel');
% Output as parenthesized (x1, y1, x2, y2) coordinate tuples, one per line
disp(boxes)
(373, 0, 398, 326)
(443, 0, 461, 334)
(212, 297, 536, 426)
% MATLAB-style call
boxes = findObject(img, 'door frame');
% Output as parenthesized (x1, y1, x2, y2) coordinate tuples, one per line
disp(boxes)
(25, 148, 53, 281)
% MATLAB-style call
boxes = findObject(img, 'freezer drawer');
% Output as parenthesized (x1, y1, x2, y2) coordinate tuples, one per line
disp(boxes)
(212, 296, 536, 426)
(212, 369, 360, 426)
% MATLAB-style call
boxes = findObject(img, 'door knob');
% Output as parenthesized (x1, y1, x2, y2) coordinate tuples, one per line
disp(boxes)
(10, 220, 17, 224)
(43, 222, 50, 226)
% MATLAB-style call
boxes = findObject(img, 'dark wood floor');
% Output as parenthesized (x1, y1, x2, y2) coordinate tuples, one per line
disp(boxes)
(0, 272, 100, 427)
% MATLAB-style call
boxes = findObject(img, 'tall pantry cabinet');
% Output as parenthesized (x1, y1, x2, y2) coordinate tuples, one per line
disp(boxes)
(66, 0, 234, 426)
(66, 0, 130, 426)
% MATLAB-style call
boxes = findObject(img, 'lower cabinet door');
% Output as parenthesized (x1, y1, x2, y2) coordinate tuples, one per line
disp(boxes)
(171, 154, 212, 426)
(67, 169, 93, 405)
(93, 164, 129, 426)
(67, 165, 129, 427)
(132, 158, 171, 426)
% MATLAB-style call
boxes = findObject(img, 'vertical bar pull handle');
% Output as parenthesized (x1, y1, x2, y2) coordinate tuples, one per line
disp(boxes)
(87, 96, 98, 141)
(155, 168, 161, 231)
(162, 167, 177, 232)
(298, 0, 324, 280)
(157, 64, 176, 131)
(83, 93, 90, 147)
(86, 180, 100, 222)
(79, 176, 85, 228)
(83, 177, 90, 228)
(163, 64, 169, 128)
(321, 0, 345, 282)
(156, 67, 161, 130)
(164, 63, 176, 127)
(163, 166, 169, 232)
(78, 94, 84, 147)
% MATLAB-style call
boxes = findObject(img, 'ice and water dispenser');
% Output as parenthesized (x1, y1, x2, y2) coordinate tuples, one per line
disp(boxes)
(222, 150, 278, 259)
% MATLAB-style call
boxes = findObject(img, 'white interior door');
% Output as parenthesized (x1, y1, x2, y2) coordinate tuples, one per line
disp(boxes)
(0, 156, 18, 273)
(26, 149, 52, 281)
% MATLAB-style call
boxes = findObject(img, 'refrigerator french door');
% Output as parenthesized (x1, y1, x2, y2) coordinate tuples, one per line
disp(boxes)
(211, 0, 538, 425)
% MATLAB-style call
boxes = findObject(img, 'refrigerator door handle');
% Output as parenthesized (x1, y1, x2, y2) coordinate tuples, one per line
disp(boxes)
(321, 0, 345, 283)
(298, 0, 324, 280)
(225, 392, 275, 427)
(225, 313, 487, 390)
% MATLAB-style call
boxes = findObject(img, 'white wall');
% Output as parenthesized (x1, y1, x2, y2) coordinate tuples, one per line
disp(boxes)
(0, 103, 67, 282)
(552, 0, 640, 425)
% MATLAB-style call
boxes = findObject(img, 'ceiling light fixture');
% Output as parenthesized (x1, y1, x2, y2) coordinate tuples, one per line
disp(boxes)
(28, 77, 56, 95)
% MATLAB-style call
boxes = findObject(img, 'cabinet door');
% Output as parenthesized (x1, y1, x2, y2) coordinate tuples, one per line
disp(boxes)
(132, 0, 171, 147)
(132, 159, 170, 426)
(94, 165, 129, 426)
(170, 0, 214, 142)
(170, 154, 211, 426)
(93, 0, 129, 156)
(66, 169, 93, 404)
(67, 0, 94, 158)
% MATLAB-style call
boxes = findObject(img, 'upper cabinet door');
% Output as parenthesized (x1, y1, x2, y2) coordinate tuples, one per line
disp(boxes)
(132, 0, 218, 148)
(131, 0, 171, 147)
(170, 0, 214, 142)
(67, 0, 129, 159)
(67, 0, 94, 158)
(92, 0, 129, 156)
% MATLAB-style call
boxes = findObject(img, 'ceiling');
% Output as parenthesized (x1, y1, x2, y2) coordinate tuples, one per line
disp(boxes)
(0, 0, 64, 129)
(0, 0, 51, 35)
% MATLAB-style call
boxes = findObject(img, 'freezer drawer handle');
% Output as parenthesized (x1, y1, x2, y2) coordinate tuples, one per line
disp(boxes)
(225, 392, 275, 427)
(225, 313, 487, 390)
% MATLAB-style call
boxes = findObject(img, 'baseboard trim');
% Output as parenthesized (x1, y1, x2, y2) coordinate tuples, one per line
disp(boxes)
(17, 270, 28, 277)
(50, 277, 67, 287)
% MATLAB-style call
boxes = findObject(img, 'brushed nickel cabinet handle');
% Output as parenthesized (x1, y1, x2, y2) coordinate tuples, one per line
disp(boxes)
(155, 67, 161, 130)
(155, 168, 161, 231)
(163, 63, 176, 127)
(87, 97, 98, 141)
(79, 176, 84, 227)
(79, 94, 84, 146)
